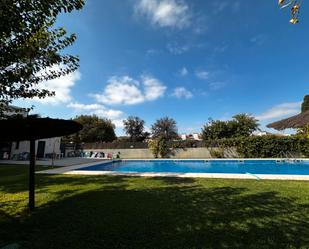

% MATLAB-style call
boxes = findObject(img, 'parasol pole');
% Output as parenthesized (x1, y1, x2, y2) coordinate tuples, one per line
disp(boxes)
(29, 139, 35, 211)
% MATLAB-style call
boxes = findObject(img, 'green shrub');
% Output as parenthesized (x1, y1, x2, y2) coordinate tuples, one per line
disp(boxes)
(204, 136, 309, 158)
(148, 137, 169, 158)
(210, 148, 225, 158)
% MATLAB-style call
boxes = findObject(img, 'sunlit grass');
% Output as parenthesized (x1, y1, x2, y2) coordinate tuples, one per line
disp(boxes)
(0, 165, 309, 249)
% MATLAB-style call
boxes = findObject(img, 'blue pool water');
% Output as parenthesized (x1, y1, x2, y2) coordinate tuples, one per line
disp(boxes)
(77, 160, 309, 175)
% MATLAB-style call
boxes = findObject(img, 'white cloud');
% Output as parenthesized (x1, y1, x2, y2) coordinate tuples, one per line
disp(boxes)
(67, 102, 104, 111)
(135, 0, 191, 29)
(172, 87, 193, 99)
(192, 15, 209, 34)
(166, 42, 190, 55)
(212, 2, 229, 14)
(93, 76, 144, 105)
(195, 70, 209, 80)
(255, 102, 301, 121)
(214, 43, 229, 53)
(33, 68, 81, 105)
(67, 102, 125, 128)
(209, 81, 226, 90)
(111, 119, 125, 129)
(93, 75, 166, 105)
(179, 67, 188, 76)
(142, 75, 167, 101)
(250, 34, 267, 46)
(212, 1, 240, 14)
(67, 102, 123, 120)
(146, 49, 162, 55)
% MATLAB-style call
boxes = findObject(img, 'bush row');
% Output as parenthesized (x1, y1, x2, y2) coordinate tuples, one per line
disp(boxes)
(203, 136, 309, 158)
(82, 140, 204, 150)
(82, 136, 309, 158)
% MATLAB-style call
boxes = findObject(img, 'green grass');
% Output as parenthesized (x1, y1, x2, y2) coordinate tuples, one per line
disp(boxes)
(0, 165, 309, 249)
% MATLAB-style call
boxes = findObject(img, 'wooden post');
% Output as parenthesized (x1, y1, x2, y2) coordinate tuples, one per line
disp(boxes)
(29, 139, 35, 211)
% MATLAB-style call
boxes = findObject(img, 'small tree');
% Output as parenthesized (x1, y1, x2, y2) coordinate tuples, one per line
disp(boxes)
(123, 116, 148, 142)
(0, 0, 84, 114)
(148, 137, 169, 158)
(148, 139, 160, 158)
(67, 115, 116, 143)
(151, 117, 178, 141)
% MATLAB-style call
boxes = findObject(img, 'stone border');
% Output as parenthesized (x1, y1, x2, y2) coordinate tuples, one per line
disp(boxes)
(36, 160, 110, 174)
(36, 159, 309, 181)
(122, 158, 309, 161)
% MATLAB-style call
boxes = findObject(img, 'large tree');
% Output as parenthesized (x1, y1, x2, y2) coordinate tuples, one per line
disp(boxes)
(202, 114, 259, 140)
(151, 117, 178, 141)
(66, 115, 116, 143)
(0, 0, 84, 114)
(123, 116, 148, 142)
(230, 114, 259, 137)
(201, 119, 232, 140)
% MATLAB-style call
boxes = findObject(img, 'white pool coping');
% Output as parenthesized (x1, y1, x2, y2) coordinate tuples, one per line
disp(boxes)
(36, 158, 309, 181)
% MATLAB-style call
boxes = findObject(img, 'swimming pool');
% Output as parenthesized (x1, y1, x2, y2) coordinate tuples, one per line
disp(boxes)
(76, 159, 309, 176)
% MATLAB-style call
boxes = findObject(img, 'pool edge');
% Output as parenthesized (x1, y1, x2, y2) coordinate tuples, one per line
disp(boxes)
(36, 159, 309, 181)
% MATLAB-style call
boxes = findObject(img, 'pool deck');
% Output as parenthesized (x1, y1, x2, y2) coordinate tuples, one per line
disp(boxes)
(0, 157, 108, 167)
(36, 158, 309, 181)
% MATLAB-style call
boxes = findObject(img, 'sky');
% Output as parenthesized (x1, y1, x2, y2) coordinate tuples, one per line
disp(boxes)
(15, 0, 309, 135)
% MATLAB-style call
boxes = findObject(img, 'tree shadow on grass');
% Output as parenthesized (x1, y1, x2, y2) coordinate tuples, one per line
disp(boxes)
(0, 173, 131, 194)
(151, 176, 196, 185)
(1, 180, 308, 249)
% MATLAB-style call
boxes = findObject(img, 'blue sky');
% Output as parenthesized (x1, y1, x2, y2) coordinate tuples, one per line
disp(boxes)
(15, 0, 309, 135)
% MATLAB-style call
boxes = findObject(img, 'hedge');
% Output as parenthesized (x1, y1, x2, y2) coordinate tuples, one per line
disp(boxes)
(82, 136, 309, 158)
(203, 136, 309, 158)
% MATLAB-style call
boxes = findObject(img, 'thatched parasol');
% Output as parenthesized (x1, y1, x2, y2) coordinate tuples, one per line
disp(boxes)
(0, 118, 83, 211)
(0, 118, 82, 141)
(267, 110, 309, 130)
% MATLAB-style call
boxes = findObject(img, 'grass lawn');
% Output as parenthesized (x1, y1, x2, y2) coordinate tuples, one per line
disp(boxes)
(0, 165, 309, 249)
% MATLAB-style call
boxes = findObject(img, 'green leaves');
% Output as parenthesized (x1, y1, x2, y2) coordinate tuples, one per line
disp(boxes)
(202, 114, 259, 140)
(123, 116, 148, 142)
(151, 117, 178, 141)
(148, 137, 170, 158)
(0, 0, 84, 113)
(65, 115, 117, 143)
(204, 136, 309, 158)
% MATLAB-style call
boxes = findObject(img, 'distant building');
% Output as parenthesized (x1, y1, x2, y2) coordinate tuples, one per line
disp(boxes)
(192, 133, 202, 140)
(252, 130, 292, 137)
(0, 106, 28, 159)
(1, 105, 28, 118)
(0, 106, 62, 160)
(10, 138, 62, 160)
(180, 134, 186, 140)
(117, 136, 130, 141)
(252, 130, 270, 136)
(180, 133, 202, 141)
